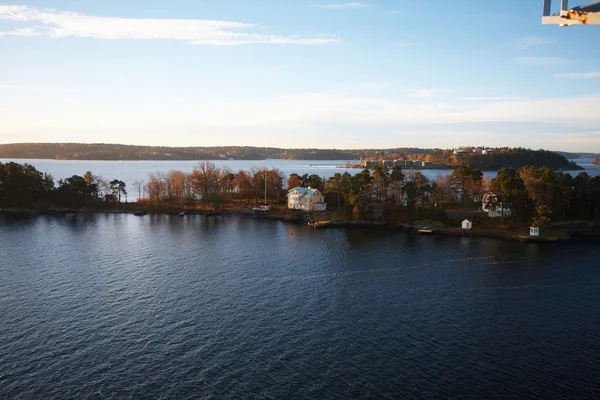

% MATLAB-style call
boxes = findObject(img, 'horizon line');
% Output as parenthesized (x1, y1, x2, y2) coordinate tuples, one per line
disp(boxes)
(0, 142, 595, 154)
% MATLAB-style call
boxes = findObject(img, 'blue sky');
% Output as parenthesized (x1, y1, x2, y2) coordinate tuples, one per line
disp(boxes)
(1, 0, 599, 151)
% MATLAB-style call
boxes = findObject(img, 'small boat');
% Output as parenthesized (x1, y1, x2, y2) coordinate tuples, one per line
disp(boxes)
(179, 212, 185, 217)
(418, 229, 433, 234)
(133, 210, 147, 216)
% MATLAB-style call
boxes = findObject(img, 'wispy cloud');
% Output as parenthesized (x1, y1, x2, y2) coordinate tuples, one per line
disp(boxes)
(0, 26, 41, 37)
(0, 5, 339, 45)
(18, 91, 600, 129)
(438, 93, 600, 125)
(516, 56, 571, 65)
(4, 90, 600, 150)
(312, 2, 369, 9)
(514, 36, 556, 50)
(553, 71, 600, 79)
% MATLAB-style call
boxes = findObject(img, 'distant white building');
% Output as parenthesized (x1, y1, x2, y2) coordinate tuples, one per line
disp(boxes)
(482, 192, 512, 218)
(530, 226, 540, 236)
(462, 219, 473, 230)
(287, 187, 327, 212)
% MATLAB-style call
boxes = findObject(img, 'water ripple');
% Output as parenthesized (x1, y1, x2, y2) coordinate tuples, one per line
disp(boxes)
(1, 215, 600, 399)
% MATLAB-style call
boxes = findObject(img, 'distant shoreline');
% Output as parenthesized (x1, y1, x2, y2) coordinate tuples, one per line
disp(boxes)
(0, 143, 590, 171)
(339, 163, 453, 171)
(0, 158, 587, 173)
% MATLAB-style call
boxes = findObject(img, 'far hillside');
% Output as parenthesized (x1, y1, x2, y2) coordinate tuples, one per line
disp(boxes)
(0, 143, 585, 170)
(0, 143, 437, 161)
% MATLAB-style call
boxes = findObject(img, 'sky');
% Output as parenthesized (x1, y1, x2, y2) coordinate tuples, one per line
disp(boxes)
(0, 0, 599, 151)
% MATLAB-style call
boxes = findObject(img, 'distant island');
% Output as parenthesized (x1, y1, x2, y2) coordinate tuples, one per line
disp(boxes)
(0, 143, 584, 171)
(425, 147, 583, 171)
(594, 158, 600, 165)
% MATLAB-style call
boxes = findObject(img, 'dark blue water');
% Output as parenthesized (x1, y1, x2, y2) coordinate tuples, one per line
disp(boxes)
(1, 214, 600, 399)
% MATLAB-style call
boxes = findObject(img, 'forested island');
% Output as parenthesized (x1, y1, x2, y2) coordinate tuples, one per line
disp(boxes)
(2, 160, 599, 242)
(424, 148, 582, 171)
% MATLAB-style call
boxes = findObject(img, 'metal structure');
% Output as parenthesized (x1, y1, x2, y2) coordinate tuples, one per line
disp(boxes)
(543, 0, 600, 25)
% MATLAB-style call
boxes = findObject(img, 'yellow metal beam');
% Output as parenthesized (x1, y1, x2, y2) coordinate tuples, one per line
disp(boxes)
(542, 10, 600, 25)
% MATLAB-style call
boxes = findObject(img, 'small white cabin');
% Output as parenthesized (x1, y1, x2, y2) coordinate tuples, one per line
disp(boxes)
(530, 226, 540, 236)
(287, 187, 327, 212)
(462, 219, 473, 230)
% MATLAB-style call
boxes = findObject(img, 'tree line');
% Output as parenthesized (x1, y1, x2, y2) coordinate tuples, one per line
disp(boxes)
(490, 166, 600, 226)
(140, 161, 286, 208)
(319, 165, 485, 221)
(317, 164, 600, 225)
(0, 161, 126, 210)
(0, 160, 288, 210)
(2, 161, 599, 226)
(426, 148, 582, 171)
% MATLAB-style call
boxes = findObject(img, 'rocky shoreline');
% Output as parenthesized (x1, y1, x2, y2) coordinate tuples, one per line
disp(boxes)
(308, 220, 600, 243)
(2, 208, 599, 243)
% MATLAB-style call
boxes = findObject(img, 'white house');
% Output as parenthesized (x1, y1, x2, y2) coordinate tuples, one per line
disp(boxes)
(287, 187, 327, 212)
(462, 219, 473, 230)
(487, 207, 512, 219)
(530, 226, 540, 236)
(482, 192, 512, 218)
